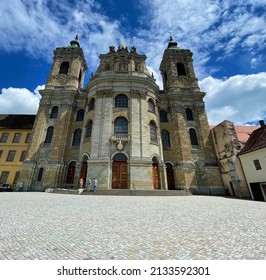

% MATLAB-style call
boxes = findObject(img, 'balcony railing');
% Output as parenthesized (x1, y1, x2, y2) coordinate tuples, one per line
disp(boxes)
(110, 134, 130, 143)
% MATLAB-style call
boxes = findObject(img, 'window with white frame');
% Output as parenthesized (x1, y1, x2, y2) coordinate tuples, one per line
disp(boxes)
(253, 159, 262, 170)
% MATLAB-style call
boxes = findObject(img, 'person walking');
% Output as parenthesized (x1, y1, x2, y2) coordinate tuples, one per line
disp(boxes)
(93, 178, 98, 192)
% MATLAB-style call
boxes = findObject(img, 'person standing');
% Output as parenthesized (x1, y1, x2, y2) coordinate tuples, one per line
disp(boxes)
(88, 178, 92, 191)
(93, 178, 98, 192)
(79, 178, 84, 189)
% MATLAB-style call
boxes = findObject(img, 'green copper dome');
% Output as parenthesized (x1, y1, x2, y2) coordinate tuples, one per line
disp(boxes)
(70, 35, 80, 48)
(167, 36, 179, 49)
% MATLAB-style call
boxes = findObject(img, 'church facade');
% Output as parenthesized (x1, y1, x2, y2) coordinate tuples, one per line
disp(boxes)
(19, 36, 225, 194)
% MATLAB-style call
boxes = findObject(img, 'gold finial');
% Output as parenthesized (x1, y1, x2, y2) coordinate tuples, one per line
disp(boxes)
(121, 41, 126, 48)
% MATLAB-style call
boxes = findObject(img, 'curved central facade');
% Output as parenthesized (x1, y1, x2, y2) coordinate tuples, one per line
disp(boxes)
(83, 45, 165, 189)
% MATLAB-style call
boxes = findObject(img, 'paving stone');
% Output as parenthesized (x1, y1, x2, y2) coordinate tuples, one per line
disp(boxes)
(0, 193, 265, 260)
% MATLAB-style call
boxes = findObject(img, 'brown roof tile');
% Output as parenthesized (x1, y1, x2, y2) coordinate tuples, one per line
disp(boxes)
(0, 114, 36, 129)
(238, 124, 266, 155)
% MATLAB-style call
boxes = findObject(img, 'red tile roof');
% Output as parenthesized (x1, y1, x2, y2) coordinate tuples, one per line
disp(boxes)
(235, 126, 259, 144)
(210, 124, 259, 144)
(238, 124, 266, 155)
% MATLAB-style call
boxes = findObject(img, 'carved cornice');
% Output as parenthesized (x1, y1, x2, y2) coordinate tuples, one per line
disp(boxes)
(60, 101, 77, 107)
(169, 102, 184, 113)
(130, 89, 147, 99)
(193, 102, 206, 111)
(96, 90, 113, 97)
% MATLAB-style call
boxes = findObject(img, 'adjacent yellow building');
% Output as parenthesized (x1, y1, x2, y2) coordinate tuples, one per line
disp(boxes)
(0, 115, 35, 189)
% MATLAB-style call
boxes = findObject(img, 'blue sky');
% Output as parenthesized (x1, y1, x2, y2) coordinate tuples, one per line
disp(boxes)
(0, 0, 265, 125)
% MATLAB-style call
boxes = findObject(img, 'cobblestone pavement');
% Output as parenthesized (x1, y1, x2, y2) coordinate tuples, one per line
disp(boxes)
(0, 192, 265, 260)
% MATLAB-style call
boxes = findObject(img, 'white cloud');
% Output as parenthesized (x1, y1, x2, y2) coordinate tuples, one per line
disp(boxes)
(0, 0, 265, 79)
(133, 0, 266, 79)
(0, 0, 123, 64)
(0, 86, 43, 114)
(0, 0, 265, 125)
(200, 72, 266, 125)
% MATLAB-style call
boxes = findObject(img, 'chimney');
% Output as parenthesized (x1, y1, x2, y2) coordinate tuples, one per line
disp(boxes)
(259, 120, 265, 128)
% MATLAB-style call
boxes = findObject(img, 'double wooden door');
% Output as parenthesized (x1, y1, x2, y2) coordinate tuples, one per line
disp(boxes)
(112, 161, 128, 189)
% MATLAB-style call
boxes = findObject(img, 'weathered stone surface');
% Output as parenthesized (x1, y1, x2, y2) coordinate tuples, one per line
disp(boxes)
(19, 37, 224, 194)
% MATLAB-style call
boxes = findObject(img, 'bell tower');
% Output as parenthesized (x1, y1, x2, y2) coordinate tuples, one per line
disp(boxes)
(159, 36, 224, 194)
(160, 36, 199, 91)
(19, 36, 88, 191)
(46, 35, 87, 90)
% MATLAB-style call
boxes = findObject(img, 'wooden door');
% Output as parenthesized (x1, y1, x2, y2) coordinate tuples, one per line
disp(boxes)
(112, 161, 128, 189)
(66, 166, 75, 184)
(80, 161, 87, 184)
(166, 164, 175, 190)
(152, 163, 160, 189)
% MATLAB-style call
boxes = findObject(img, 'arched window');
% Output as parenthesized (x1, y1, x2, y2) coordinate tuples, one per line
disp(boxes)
(85, 120, 93, 138)
(78, 70, 82, 85)
(44, 126, 54, 143)
(148, 99, 155, 113)
(59, 62, 69, 74)
(76, 109, 85, 121)
(162, 130, 171, 148)
(37, 167, 44, 181)
(88, 98, 95, 111)
(163, 71, 168, 89)
(66, 161, 76, 184)
(72, 129, 82, 146)
(177, 63, 186, 76)
(113, 153, 127, 161)
(114, 117, 128, 134)
(149, 121, 157, 142)
(115, 94, 128, 107)
(189, 128, 198, 146)
(164, 71, 167, 82)
(159, 110, 168, 122)
(50, 106, 58, 119)
(185, 108, 193, 121)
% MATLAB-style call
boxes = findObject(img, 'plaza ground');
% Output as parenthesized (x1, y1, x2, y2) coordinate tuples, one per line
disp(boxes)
(0, 192, 265, 260)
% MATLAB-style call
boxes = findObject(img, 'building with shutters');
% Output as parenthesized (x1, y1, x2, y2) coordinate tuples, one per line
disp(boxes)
(18, 35, 225, 194)
(0, 115, 35, 188)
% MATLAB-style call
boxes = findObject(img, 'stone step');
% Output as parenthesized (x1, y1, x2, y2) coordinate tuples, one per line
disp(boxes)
(50, 188, 192, 196)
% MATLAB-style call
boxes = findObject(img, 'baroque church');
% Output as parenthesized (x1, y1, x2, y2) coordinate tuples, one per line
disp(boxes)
(19, 35, 225, 194)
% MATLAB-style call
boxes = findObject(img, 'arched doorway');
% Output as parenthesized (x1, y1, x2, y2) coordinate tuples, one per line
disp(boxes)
(112, 153, 128, 189)
(80, 156, 88, 185)
(166, 163, 175, 190)
(66, 161, 76, 184)
(152, 157, 161, 189)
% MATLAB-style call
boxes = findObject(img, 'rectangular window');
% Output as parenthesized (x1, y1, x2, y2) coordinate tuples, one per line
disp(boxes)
(0, 171, 10, 183)
(25, 133, 31, 143)
(0, 150, 3, 159)
(13, 171, 20, 185)
(0, 133, 9, 143)
(20, 151, 27, 162)
(253, 159, 262, 170)
(6, 150, 16, 162)
(37, 168, 44, 181)
(12, 133, 21, 143)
